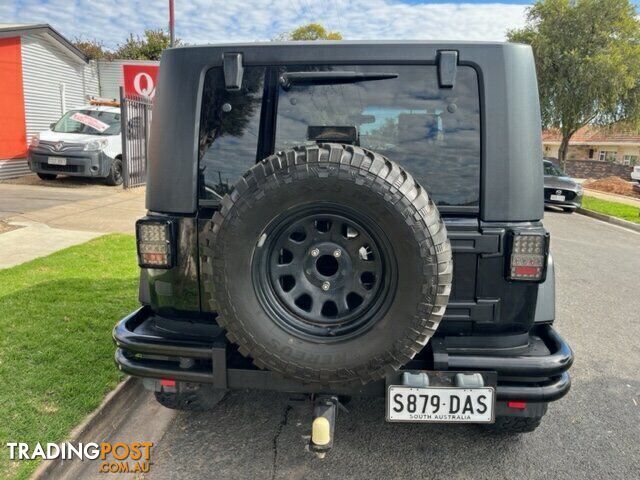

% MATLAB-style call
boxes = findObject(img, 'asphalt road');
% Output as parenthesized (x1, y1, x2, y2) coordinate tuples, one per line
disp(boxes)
(137, 211, 639, 479)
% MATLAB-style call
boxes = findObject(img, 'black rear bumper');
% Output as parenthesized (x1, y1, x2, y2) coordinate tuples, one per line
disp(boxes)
(113, 307, 573, 402)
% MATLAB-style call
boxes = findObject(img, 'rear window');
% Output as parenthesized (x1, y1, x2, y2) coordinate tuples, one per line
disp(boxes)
(199, 67, 265, 198)
(199, 64, 480, 207)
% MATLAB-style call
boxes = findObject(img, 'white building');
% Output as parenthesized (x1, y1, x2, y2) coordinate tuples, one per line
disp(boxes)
(0, 23, 158, 179)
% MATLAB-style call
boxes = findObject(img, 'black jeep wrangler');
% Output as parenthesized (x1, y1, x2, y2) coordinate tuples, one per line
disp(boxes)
(114, 41, 573, 454)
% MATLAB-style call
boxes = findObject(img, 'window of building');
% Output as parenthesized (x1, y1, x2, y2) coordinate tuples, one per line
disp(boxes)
(598, 150, 617, 162)
(622, 154, 638, 166)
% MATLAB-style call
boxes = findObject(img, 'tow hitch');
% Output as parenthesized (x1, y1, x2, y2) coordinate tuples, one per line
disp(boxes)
(309, 395, 339, 459)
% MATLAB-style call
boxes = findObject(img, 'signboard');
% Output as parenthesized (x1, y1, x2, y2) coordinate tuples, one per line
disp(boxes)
(123, 64, 159, 99)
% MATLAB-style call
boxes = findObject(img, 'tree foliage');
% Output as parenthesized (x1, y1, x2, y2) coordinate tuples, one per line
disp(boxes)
(72, 38, 111, 60)
(112, 29, 179, 61)
(73, 29, 179, 62)
(287, 23, 343, 41)
(507, 0, 640, 167)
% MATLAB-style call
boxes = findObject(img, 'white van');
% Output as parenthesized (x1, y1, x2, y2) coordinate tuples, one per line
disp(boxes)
(27, 103, 123, 186)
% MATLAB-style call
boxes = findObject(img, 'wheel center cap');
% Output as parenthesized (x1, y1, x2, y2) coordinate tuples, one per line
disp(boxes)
(315, 254, 339, 277)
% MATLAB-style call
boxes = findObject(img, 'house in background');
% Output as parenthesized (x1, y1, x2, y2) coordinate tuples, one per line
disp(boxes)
(0, 23, 99, 179)
(0, 23, 159, 180)
(542, 126, 640, 166)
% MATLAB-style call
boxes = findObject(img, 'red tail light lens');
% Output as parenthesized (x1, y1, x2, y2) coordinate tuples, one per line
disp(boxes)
(136, 219, 175, 269)
(508, 231, 549, 282)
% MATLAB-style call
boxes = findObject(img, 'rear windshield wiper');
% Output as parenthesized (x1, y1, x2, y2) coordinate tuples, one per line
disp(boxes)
(279, 71, 398, 90)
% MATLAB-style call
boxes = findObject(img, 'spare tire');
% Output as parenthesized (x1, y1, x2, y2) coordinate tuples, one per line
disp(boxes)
(202, 143, 452, 386)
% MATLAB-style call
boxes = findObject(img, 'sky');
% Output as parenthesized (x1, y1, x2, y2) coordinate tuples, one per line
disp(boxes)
(0, 0, 534, 48)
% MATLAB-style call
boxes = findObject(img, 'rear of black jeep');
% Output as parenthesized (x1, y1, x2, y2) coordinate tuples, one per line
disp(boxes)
(114, 42, 572, 454)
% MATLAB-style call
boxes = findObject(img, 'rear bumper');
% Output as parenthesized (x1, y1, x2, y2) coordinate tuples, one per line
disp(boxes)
(114, 306, 573, 402)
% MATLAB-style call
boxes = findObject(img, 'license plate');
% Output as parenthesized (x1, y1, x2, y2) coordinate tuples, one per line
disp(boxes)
(386, 386, 495, 423)
(550, 194, 565, 201)
(48, 157, 67, 166)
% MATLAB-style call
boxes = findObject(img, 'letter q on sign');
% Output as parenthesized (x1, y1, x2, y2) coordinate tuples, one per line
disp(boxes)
(133, 72, 156, 98)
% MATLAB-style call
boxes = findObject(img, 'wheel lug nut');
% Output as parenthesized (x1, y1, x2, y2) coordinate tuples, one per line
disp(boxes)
(321, 281, 331, 291)
(333, 249, 341, 258)
(311, 248, 320, 257)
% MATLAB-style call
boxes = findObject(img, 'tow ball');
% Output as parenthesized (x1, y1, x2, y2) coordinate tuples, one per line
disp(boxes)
(309, 395, 339, 459)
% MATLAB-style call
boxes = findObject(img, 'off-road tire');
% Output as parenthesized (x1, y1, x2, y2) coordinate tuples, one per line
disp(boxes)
(37, 173, 57, 181)
(105, 157, 123, 186)
(484, 416, 543, 434)
(154, 384, 227, 411)
(202, 143, 452, 386)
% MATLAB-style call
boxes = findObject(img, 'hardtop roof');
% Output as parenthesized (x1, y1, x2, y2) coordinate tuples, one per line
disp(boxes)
(171, 40, 512, 49)
(161, 40, 524, 66)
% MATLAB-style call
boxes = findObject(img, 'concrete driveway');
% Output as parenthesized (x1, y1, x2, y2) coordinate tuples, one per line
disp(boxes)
(0, 175, 145, 233)
(79, 211, 640, 480)
(0, 175, 145, 268)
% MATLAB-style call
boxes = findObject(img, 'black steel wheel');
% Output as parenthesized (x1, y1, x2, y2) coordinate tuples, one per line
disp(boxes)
(155, 383, 227, 411)
(253, 206, 396, 341)
(202, 143, 452, 386)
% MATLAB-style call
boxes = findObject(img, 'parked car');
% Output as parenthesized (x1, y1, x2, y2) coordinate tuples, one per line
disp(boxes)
(631, 165, 640, 183)
(113, 42, 573, 456)
(28, 103, 123, 186)
(543, 159, 583, 212)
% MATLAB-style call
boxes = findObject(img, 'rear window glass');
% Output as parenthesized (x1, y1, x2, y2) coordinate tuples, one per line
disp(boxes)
(199, 67, 265, 198)
(275, 65, 480, 207)
(198, 64, 480, 207)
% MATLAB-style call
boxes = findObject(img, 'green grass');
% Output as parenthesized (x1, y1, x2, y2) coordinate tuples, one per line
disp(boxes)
(582, 195, 640, 224)
(0, 235, 139, 479)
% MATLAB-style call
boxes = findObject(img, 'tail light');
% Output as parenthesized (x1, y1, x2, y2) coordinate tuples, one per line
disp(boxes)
(507, 231, 549, 282)
(136, 218, 175, 269)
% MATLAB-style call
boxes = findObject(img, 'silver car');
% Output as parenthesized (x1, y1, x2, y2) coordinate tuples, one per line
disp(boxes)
(544, 160, 583, 212)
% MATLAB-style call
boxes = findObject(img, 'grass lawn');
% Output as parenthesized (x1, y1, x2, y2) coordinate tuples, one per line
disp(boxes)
(0, 235, 139, 479)
(582, 196, 640, 224)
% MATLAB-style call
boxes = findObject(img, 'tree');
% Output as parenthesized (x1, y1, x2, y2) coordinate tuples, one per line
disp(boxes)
(508, 0, 640, 168)
(286, 23, 342, 41)
(72, 38, 111, 60)
(113, 29, 179, 61)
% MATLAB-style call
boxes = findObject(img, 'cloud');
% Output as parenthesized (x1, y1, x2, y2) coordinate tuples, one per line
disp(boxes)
(4, 0, 529, 48)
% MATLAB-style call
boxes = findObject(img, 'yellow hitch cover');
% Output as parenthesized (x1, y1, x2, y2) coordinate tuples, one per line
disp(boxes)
(311, 417, 331, 446)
